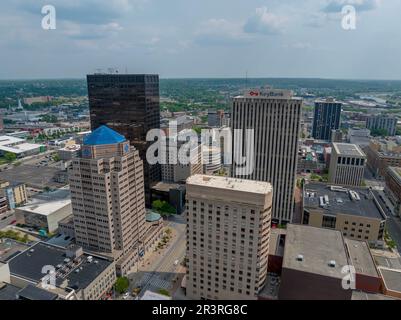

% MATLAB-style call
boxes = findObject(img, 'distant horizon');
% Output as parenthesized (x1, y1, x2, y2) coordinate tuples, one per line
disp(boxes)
(1, 76, 401, 82)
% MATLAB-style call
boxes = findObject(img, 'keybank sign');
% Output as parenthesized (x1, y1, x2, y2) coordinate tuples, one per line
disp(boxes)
(245, 88, 293, 99)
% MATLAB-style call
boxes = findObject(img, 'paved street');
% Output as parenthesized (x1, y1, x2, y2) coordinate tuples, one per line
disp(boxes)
(128, 214, 186, 297)
(364, 169, 385, 189)
(0, 212, 16, 230)
(387, 216, 401, 250)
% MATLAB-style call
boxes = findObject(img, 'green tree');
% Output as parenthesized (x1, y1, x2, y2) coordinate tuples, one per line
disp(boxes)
(152, 200, 176, 217)
(371, 128, 389, 137)
(158, 289, 170, 297)
(4, 152, 16, 163)
(114, 277, 130, 294)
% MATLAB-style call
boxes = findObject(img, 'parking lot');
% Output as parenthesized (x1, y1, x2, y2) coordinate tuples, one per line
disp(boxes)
(0, 164, 66, 189)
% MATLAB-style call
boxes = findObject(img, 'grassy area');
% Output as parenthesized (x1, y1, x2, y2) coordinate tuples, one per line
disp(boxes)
(0, 230, 29, 243)
(310, 173, 329, 182)
(384, 230, 397, 250)
(158, 289, 171, 297)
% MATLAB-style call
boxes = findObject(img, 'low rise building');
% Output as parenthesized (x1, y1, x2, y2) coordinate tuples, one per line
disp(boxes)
(7, 242, 116, 300)
(329, 143, 366, 186)
(302, 182, 387, 244)
(151, 182, 186, 215)
(15, 188, 72, 234)
(58, 144, 81, 161)
(378, 268, 401, 299)
(0, 180, 28, 209)
(0, 135, 45, 158)
(366, 114, 398, 136)
(366, 139, 401, 179)
(279, 224, 382, 300)
(385, 167, 401, 216)
(141, 211, 164, 253)
(348, 128, 371, 147)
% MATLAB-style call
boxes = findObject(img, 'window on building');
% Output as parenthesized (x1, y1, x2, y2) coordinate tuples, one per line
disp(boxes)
(322, 215, 336, 229)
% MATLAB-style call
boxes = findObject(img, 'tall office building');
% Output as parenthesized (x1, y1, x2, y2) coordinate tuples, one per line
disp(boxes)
(328, 143, 366, 186)
(186, 175, 272, 300)
(366, 114, 398, 136)
(69, 125, 146, 275)
(87, 74, 161, 207)
(312, 98, 342, 140)
(161, 131, 203, 183)
(231, 87, 302, 224)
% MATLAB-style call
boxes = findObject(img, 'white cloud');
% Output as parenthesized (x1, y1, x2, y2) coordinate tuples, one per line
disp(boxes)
(63, 21, 124, 40)
(195, 19, 252, 46)
(243, 7, 286, 35)
(322, 0, 381, 13)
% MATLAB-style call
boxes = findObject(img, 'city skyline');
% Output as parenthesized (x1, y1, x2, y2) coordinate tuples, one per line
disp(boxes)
(1, 0, 401, 80)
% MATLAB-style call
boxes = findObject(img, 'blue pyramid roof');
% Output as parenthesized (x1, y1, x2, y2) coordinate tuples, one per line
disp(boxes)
(83, 125, 126, 146)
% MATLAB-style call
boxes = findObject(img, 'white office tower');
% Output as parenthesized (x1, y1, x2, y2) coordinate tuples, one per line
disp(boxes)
(231, 87, 302, 224)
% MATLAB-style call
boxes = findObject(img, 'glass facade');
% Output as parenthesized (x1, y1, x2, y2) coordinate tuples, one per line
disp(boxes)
(87, 74, 161, 207)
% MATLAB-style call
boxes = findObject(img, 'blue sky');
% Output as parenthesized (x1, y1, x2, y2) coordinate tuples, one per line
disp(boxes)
(0, 0, 400, 79)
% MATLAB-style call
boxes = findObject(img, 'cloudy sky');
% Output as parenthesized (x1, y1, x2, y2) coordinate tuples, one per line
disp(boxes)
(0, 0, 400, 79)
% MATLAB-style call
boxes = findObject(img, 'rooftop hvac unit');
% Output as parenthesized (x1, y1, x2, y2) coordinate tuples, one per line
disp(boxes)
(296, 254, 304, 262)
(329, 260, 336, 268)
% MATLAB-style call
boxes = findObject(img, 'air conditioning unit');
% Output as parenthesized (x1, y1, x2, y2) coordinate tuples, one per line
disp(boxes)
(296, 254, 304, 262)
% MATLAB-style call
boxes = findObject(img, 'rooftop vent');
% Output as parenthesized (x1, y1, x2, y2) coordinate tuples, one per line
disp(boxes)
(329, 260, 336, 268)
(349, 190, 361, 201)
(296, 254, 304, 262)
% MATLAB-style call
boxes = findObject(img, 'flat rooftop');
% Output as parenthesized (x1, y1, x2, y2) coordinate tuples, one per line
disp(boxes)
(151, 181, 184, 193)
(17, 187, 71, 216)
(18, 199, 71, 216)
(0, 283, 20, 300)
(8, 242, 113, 291)
(379, 268, 401, 293)
(344, 238, 379, 277)
(0, 136, 24, 146)
(17, 284, 58, 300)
(187, 175, 272, 195)
(352, 291, 397, 300)
(0, 143, 43, 154)
(373, 255, 401, 270)
(0, 165, 66, 189)
(333, 143, 365, 157)
(303, 182, 386, 220)
(0, 239, 30, 263)
(283, 224, 349, 279)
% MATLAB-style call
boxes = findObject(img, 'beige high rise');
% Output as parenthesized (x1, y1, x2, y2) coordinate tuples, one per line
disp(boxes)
(69, 126, 146, 274)
(186, 175, 272, 300)
(231, 87, 302, 224)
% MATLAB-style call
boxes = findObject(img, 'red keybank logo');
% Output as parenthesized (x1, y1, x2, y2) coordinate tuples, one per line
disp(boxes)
(249, 91, 259, 96)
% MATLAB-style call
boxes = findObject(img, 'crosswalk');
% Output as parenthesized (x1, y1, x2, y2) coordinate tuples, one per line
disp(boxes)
(138, 272, 171, 290)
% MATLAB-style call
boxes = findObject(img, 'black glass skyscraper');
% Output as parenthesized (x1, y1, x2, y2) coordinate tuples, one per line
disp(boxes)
(312, 99, 342, 141)
(87, 74, 161, 207)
